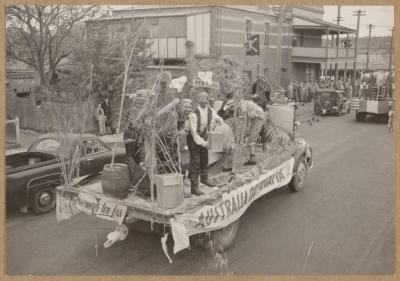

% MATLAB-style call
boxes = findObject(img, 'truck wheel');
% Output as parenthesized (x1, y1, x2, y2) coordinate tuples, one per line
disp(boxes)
(356, 112, 366, 122)
(208, 219, 240, 252)
(31, 187, 56, 214)
(289, 156, 308, 192)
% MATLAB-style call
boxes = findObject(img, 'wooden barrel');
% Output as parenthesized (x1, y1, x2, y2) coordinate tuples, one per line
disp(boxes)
(102, 163, 130, 199)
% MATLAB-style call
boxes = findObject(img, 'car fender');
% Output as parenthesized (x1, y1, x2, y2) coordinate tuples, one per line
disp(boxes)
(293, 137, 313, 173)
(26, 173, 63, 207)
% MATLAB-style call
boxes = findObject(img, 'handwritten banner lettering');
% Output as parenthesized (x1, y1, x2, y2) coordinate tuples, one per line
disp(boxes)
(96, 200, 128, 225)
(76, 193, 99, 215)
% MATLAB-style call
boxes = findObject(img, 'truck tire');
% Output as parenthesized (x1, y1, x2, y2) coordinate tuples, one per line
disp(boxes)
(209, 219, 240, 251)
(31, 186, 56, 214)
(356, 112, 366, 122)
(289, 156, 308, 192)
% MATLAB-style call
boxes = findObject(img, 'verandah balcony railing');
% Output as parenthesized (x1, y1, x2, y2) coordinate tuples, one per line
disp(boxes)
(292, 47, 356, 59)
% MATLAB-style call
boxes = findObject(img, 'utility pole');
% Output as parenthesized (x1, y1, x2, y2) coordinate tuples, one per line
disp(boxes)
(335, 5, 342, 46)
(276, 5, 285, 88)
(366, 24, 374, 71)
(334, 5, 342, 81)
(389, 27, 394, 71)
(352, 9, 366, 86)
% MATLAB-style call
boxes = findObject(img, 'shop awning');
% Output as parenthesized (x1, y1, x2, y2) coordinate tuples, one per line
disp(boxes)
(293, 15, 356, 34)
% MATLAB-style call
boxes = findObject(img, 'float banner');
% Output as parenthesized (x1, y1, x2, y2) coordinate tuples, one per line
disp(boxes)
(56, 190, 127, 225)
(175, 157, 294, 236)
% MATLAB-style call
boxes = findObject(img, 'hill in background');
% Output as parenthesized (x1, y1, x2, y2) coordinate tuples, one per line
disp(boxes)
(356, 36, 392, 53)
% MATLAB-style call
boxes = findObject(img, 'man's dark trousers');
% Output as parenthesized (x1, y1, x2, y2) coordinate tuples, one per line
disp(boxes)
(187, 133, 208, 185)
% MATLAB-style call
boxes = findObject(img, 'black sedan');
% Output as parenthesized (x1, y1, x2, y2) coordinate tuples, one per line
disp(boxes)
(6, 133, 126, 214)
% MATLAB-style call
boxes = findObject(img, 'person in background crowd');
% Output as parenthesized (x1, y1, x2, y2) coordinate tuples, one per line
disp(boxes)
(101, 97, 112, 134)
(347, 84, 353, 99)
(185, 92, 223, 195)
(310, 81, 317, 102)
(293, 81, 299, 103)
(288, 82, 294, 101)
(299, 82, 305, 104)
(94, 103, 106, 136)
(306, 80, 312, 102)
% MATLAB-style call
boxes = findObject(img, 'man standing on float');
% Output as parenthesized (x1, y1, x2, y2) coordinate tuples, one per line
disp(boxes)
(186, 92, 223, 196)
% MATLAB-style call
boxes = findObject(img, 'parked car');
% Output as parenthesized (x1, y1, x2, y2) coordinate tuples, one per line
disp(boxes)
(6, 133, 126, 214)
(314, 89, 350, 116)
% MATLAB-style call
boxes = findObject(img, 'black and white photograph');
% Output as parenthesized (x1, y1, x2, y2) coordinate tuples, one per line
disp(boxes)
(4, 3, 396, 276)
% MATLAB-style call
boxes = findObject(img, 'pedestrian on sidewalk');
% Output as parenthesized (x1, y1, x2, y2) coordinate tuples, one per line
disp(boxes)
(101, 97, 113, 134)
(94, 103, 106, 136)
(293, 81, 299, 103)
(288, 82, 294, 101)
(299, 82, 305, 104)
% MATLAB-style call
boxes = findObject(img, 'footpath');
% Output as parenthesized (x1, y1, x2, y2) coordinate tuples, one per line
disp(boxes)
(295, 102, 314, 120)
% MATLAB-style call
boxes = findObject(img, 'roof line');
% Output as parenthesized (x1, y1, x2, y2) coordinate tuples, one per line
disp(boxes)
(293, 14, 356, 33)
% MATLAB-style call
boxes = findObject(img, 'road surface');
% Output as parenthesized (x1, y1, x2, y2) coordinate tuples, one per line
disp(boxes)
(6, 112, 395, 275)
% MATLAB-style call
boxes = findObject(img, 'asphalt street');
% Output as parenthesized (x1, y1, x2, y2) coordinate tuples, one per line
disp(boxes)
(6, 111, 395, 275)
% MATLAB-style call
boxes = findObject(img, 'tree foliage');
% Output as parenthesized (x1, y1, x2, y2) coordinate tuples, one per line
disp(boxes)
(213, 55, 250, 100)
(55, 18, 152, 102)
(6, 5, 99, 88)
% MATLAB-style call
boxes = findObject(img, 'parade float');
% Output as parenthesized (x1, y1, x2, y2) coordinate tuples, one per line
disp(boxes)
(353, 71, 394, 122)
(55, 69, 313, 261)
(54, 27, 313, 260)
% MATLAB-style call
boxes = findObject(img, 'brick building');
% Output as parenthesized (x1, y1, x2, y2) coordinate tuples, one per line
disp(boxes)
(86, 5, 357, 89)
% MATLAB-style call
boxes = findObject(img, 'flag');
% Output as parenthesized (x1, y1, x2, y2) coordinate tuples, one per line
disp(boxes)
(246, 34, 260, 56)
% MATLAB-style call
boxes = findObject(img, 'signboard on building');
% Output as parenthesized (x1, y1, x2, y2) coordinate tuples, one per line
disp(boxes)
(245, 34, 260, 56)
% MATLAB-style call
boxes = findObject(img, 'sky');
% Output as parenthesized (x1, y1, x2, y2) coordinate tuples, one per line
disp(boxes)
(323, 6, 394, 37)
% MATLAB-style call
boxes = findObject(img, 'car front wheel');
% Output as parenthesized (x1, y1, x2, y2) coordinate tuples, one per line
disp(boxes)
(289, 156, 308, 192)
(31, 187, 56, 214)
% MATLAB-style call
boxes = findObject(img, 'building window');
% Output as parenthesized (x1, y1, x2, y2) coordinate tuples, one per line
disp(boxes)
(246, 19, 252, 40)
(187, 13, 211, 56)
(264, 23, 270, 45)
(147, 37, 187, 59)
(150, 20, 159, 38)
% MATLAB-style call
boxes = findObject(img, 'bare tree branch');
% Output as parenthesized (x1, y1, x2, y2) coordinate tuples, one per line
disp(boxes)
(6, 5, 99, 88)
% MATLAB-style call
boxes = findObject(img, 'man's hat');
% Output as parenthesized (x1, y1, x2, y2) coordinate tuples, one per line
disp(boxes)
(198, 91, 210, 101)
(256, 75, 268, 83)
(220, 81, 234, 95)
(180, 98, 192, 106)
(135, 89, 152, 99)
